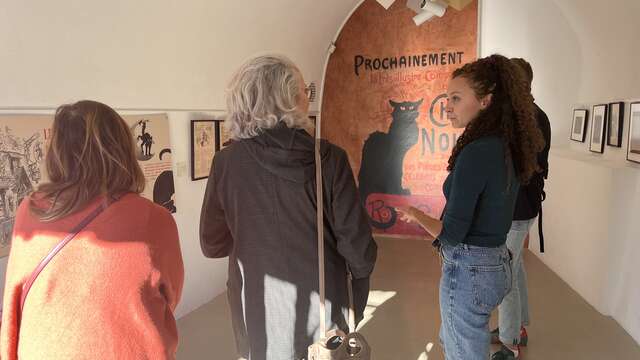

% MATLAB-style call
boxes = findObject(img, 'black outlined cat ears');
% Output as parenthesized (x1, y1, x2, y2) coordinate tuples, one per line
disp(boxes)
(389, 99, 424, 108)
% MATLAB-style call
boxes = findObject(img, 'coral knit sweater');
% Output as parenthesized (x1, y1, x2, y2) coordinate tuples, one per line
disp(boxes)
(0, 193, 184, 359)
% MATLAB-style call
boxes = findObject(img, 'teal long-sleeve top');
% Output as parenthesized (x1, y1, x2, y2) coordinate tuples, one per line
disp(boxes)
(437, 136, 520, 248)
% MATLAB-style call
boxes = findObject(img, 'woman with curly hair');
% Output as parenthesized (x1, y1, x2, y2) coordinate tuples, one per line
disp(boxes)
(398, 54, 544, 360)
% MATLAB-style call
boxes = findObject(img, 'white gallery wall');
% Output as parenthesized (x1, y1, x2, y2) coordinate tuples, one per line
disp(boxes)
(481, 0, 640, 344)
(0, 0, 360, 110)
(0, 0, 360, 318)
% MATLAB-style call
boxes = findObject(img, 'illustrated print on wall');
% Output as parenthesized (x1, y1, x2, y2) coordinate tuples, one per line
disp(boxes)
(607, 102, 624, 147)
(358, 99, 422, 229)
(191, 120, 216, 181)
(199, 128, 210, 147)
(153, 149, 176, 213)
(214, 120, 233, 151)
(17, 132, 44, 185)
(0, 113, 177, 254)
(590, 104, 607, 153)
(122, 113, 177, 213)
(131, 119, 155, 161)
(571, 109, 589, 142)
(627, 102, 640, 164)
(0, 128, 43, 253)
(0, 115, 52, 257)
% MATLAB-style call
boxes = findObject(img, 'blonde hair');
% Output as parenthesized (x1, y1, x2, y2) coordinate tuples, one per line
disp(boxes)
(31, 100, 145, 221)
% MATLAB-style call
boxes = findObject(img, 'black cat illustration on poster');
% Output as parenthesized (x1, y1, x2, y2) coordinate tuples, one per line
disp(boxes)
(358, 99, 422, 220)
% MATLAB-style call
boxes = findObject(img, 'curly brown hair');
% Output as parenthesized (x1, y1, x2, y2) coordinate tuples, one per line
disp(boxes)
(447, 54, 545, 184)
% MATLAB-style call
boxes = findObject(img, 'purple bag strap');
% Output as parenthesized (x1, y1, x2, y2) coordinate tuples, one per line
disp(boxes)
(18, 199, 110, 322)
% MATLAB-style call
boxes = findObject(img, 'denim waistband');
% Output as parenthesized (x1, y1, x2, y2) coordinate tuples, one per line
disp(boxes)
(441, 243, 510, 264)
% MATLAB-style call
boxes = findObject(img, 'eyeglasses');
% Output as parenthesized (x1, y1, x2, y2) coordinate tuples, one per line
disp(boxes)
(304, 83, 315, 101)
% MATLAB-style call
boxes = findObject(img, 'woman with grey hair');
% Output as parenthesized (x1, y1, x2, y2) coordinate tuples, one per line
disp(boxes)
(200, 54, 377, 360)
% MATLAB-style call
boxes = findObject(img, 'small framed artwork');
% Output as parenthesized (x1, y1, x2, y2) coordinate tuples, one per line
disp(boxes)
(607, 102, 625, 147)
(589, 104, 607, 153)
(216, 119, 232, 150)
(571, 109, 588, 142)
(627, 102, 640, 164)
(191, 120, 217, 181)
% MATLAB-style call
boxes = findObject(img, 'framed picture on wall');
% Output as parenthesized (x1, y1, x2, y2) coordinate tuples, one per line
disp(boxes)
(216, 119, 232, 151)
(589, 104, 607, 153)
(607, 102, 625, 147)
(627, 102, 640, 164)
(571, 109, 589, 142)
(191, 120, 217, 181)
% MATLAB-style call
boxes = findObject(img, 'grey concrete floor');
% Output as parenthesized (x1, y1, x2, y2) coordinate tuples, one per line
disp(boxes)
(177, 237, 640, 359)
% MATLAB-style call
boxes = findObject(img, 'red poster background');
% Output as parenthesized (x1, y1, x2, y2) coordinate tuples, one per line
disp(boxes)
(321, 0, 478, 237)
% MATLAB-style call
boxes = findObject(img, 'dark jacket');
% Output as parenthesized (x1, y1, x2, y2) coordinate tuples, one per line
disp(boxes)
(438, 136, 519, 248)
(200, 122, 377, 360)
(513, 104, 551, 220)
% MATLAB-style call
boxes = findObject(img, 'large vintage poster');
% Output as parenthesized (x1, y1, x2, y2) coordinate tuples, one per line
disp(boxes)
(0, 112, 176, 257)
(321, 0, 478, 237)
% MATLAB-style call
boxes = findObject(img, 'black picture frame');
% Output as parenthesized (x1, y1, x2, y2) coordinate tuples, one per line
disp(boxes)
(571, 109, 589, 142)
(627, 102, 640, 164)
(589, 104, 607, 154)
(190, 120, 217, 181)
(607, 102, 625, 147)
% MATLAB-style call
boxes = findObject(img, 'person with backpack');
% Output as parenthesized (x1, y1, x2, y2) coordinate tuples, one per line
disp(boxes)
(397, 54, 545, 360)
(491, 58, 552, 360)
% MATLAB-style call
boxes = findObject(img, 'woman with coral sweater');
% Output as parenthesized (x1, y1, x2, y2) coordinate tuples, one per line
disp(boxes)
(0, 100, 184, 359)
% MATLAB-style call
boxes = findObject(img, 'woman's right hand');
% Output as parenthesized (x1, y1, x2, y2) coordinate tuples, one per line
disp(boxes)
(396, 206, 419, 224)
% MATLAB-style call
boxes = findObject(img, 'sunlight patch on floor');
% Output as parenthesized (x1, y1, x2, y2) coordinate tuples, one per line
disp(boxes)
(417, 342, 435, 360)
(356, 290, 397, 330)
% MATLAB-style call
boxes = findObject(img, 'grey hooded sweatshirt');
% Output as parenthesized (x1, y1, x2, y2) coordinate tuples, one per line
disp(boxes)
(200, 122, 377, 360)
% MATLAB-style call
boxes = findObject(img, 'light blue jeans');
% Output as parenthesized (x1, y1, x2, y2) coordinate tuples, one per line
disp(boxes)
(498, 218, 535, 345)
(439, 243, 512, 360)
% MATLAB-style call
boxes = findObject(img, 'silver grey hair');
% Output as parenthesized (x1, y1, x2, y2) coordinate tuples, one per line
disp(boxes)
(225, 54, 311, 139)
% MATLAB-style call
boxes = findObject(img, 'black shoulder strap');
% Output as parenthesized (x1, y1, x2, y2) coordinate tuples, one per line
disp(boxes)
(538, 206, 544, 253)
(538, 188, 546, 253)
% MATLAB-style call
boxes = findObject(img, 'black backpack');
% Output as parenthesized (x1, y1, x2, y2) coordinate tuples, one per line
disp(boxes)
(513, 105, 550, 252)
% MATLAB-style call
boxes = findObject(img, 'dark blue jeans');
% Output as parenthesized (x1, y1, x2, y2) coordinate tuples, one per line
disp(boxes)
(439, 243, 512, 360)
